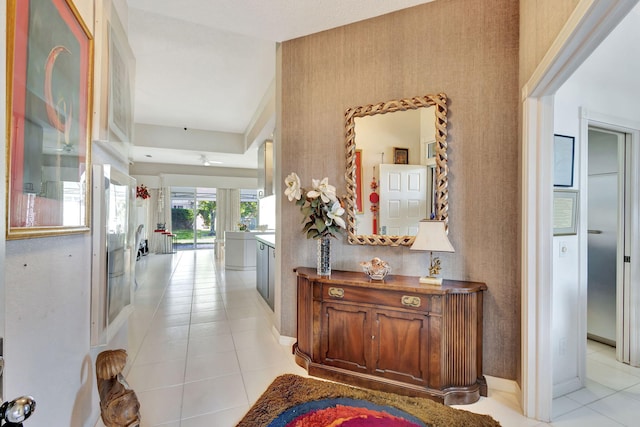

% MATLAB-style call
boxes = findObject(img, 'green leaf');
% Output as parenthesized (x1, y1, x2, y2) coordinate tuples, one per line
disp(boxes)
(315, 217, 326, 233)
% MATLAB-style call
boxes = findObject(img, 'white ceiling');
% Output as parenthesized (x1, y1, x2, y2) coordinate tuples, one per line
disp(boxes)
(125, 0, 435, 169)
(125, 1, 640, 171)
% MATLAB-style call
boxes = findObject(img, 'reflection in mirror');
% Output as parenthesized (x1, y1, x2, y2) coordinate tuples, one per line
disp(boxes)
(106, 168, 134, 325)
(354, 108, 436, 237)
(345, 94, 448, 246)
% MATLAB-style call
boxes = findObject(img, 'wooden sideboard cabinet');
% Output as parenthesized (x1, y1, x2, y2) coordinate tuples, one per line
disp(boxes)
(293, 267, 488, 405)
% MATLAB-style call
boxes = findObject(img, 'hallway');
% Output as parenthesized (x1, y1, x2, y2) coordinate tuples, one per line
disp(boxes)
(120, 249, 305, 426)
(113, 250, 640, 426)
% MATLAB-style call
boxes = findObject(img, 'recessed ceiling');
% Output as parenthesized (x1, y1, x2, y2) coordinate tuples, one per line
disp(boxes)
(125, 0, 436, 168)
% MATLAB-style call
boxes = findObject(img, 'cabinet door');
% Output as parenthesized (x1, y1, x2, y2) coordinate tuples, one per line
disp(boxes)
(267, 245, 275, 309)
(372, 308, 430, 386)
(320, 302, 370, 374)
(256, 243, 267, 300)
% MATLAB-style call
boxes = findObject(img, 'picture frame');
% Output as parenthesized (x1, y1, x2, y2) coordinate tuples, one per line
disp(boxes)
(394, 147, 409, 165)
(355, 149, 364, 214)
(6, 0, 93, 239)
(107, 9, 135, 143)
(91, 165, 136, 346)
(553, 189, 579, 236)
(554, 134, 575, 187)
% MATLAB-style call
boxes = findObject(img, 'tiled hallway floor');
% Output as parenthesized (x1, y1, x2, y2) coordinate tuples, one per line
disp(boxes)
(114, 250, 640, 426)
(121, 249, 305, 426)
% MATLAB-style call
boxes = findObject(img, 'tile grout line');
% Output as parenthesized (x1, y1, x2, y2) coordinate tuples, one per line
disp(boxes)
(126, 252, 184, 376)
(555, 342, 640, 425)
(213, 251, 255, 409)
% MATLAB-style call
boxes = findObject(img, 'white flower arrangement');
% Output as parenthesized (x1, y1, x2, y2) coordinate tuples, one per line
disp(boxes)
(284, 172, 346, 239)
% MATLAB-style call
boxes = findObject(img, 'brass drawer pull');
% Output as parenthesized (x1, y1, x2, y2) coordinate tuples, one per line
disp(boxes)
(328, 287, 345, 298)
(401, 295, 421, 307)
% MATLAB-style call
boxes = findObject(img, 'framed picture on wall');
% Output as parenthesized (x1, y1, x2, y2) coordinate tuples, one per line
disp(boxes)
(554, 134, 575, 187)
(91, 165, 136, 346)
(553, 189, 578, 235)
(394, 147, 409, 164)
(108, 9, 135, 143)
(6, 0, 93, 239)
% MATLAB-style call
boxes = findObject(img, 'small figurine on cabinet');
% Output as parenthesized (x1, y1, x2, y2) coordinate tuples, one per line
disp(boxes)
(360, 257, 391, 281)
(96, 349, 141, 427)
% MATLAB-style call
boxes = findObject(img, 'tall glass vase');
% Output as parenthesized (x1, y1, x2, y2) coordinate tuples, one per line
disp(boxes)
(317, 236, 331, 276)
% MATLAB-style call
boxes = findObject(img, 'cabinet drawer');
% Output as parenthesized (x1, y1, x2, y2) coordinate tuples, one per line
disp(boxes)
(322, 284, 441, 314)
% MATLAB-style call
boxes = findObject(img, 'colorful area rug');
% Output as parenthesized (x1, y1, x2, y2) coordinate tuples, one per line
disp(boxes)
(237, 374, 501, 427)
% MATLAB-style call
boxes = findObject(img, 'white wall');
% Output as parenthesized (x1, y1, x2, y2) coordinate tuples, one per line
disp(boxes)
(552, 6, 640, 396)
(4, 236, 96, 426)
(259, 195, 276, 230)
(553, 75, 582, 396)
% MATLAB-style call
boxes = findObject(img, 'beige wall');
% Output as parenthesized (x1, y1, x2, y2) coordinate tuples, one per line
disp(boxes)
(279, 0, 519, 380)
(519, 0, 580, 87)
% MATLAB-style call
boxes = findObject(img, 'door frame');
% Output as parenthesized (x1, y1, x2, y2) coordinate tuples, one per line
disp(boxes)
(0, 0, 7, 395)
(581, 112, 640, 368)
(521, 0, 638, 420)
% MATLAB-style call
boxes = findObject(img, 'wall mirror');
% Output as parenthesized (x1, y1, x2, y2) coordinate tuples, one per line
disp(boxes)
(344, 93, 448, 246)
(91, 164, 136, 345)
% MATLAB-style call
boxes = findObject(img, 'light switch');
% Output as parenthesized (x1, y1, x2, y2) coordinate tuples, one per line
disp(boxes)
(559, 241, 569, 257)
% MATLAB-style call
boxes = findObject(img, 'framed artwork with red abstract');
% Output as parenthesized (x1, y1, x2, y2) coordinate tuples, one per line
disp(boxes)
(6, 0, 93, 239)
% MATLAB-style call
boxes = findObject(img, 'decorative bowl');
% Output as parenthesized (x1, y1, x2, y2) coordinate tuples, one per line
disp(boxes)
(360, 257, 391, 281)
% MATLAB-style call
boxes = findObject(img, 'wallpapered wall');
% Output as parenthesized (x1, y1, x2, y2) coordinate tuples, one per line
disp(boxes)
(278, 0, 520, 380)
(519, 0, 581, 88)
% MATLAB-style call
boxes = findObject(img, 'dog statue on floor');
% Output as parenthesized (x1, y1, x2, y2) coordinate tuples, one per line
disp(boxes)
(96, 349, 141, 427)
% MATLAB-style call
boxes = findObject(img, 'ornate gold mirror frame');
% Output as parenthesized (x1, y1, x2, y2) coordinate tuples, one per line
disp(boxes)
(344, 93, 448, 246)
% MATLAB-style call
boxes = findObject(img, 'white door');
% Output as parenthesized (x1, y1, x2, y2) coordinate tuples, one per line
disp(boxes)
(378, 164, 428, 236)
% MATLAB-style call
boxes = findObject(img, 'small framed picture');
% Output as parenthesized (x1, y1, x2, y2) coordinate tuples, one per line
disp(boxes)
(394, 147, 409, 164)
(553, 190, 578, 235)
(554, 134, 575, 187)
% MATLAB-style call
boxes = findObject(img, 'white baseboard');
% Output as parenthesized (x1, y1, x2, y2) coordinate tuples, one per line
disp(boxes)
(271, 325, 296, 347)
(485, 374, 523, 413)
(553, 377, 582, 398)
(486, 374, 520, 394)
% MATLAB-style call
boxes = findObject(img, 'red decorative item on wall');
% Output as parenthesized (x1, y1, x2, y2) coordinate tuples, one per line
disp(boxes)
(136, 185, 150, 200)
(369, 174, 379, 234)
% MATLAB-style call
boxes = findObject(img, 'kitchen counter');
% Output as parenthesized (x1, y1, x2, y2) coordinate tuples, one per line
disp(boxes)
(224, 231, 275, 271)
(255, 233, 275, 247)
(224, 231, 257, 270)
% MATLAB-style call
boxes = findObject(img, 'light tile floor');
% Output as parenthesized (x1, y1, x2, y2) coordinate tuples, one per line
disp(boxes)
(115, 250, 640, 426)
